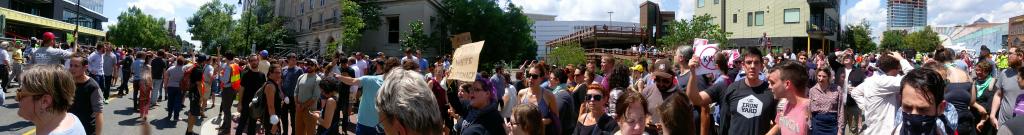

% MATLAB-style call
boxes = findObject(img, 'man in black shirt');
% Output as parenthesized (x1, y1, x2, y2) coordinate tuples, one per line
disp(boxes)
(150, 52, 167, 102)
(685, 47, 777, 135)
(186, 55, 208, 135)
(237, 55, 266, 135)
(70, 56, 104, 135)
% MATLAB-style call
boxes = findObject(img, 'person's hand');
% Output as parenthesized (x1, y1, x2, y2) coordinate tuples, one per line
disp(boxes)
(976, 119, 986, 132)
(311, 112, 321, 120)
(890, 51, 904, 60)
(688, 55, 700, 69)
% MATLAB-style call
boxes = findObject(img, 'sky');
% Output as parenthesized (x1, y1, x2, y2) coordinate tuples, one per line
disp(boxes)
(101, 0, 1024, 45)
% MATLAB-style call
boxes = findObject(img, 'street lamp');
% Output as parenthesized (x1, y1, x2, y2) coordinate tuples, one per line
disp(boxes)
(607, 11, 614, 26)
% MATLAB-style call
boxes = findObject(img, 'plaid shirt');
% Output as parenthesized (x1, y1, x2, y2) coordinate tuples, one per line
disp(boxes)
(809, 84, 841, 113)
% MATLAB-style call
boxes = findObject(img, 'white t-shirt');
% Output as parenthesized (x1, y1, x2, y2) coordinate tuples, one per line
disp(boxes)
(850, 58, 913, 135)
(50, 113, 87, 135)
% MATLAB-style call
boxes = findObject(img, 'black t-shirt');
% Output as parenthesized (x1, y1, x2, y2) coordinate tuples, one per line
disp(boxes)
(240, 68, 266, 106)
(150, 58, 167, 79)
(70, 78, 101, 131)
(705, 80, 776, 135)
(336, 67, 354, 105)
(189, 65, 205, 94)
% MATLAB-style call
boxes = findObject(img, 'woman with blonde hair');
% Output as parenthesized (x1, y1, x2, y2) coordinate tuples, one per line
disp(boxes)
(17, 65, 87, 134)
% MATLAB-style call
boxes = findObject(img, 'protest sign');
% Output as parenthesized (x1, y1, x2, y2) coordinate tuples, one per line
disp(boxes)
(449, 41, 485, 82)
(450, 32, 472, 49)
(695, 43, 720, 76)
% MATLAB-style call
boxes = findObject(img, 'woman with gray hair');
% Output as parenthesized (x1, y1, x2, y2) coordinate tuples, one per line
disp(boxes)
(376, 67, 444, 135)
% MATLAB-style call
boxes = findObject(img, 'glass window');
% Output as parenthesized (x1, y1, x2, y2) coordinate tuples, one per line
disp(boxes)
(321, 0, 325, 6)
(755, 11, 765, 26)
(698, 0, 704, 7)
(784, 8, 799, 23)
(747, 12, 753, 26)
(388, 17, 400, 43)
(714, 0, 719, 4)
(733, 14, 737, 23)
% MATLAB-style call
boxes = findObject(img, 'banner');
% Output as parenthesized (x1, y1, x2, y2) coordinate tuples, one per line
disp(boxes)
(695, 43, 720, 76)
(449, 41, 485, 82)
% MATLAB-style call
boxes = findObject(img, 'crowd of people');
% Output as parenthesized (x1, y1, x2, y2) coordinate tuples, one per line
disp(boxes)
(5, 30, 1024, 135)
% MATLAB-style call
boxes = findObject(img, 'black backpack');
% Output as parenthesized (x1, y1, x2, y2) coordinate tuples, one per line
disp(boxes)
(249, 82, 270, 119)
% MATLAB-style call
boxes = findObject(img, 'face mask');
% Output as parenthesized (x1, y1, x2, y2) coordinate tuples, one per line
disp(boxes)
(900, 112, 940, 135)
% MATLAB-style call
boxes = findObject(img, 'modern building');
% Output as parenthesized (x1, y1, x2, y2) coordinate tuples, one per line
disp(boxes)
(528, 13, 640, 59)
(1010, 15, 1024, 47)
(0, 0, 107, 45)
(694, 0, 839, 52)
(887, 0, 927, 31)
(935, 18, 1008, 52)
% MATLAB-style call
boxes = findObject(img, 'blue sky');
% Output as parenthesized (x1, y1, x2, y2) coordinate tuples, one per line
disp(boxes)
(102, 0, 1024, 45)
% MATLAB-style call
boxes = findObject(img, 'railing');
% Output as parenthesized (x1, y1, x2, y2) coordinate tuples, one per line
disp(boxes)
(808, 14, 838, 35)
(546, 25, 646, 46)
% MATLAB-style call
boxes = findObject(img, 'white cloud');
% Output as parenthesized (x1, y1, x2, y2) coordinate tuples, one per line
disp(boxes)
(928, 0, 1023, 25)
(676, 0, 695, 20)
(126, 0, 213, 18)
(841, 0, 886, 43)
(504, 0, 680, 23)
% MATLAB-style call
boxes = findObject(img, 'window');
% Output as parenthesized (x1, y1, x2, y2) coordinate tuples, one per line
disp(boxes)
(698, 0, 704, 7)
(733, 14, 737, 23)
(747, 12, 753, 26)
(309, 0, 314, 9)
(714, 0, 719, 4)
(309, 17, 313, 30)
(784, 8, 800, 23)
(321, 0, 325, 6)
(755, 11, 765, 26)
(388, 17, 400, 43)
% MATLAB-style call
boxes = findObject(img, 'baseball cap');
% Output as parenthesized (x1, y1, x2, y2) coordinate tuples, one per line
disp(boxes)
(43, 32, 56, 41)
(260, 50, 269, 57)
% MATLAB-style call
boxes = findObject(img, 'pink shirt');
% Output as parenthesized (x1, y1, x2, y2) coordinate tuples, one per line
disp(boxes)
(777, 100, 810, 135)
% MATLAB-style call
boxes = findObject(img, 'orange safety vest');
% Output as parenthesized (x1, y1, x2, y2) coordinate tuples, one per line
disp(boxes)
(229, 64, 242, 90)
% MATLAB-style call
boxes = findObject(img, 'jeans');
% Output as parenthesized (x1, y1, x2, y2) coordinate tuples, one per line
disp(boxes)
(167, 87, 183, 120)
(811, 112, 839, 135)
(119, 70, 131, 93)
(152, 79, 163, 105)
(219, 89, 235, 129)
(0, 65, 9, 92)
(11, 63, 21, 82)
(101, 75, 112, 99)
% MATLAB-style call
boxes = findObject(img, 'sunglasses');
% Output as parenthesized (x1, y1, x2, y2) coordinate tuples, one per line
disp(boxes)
(527, 73, 543, 79)
(585, 94, 604, 101)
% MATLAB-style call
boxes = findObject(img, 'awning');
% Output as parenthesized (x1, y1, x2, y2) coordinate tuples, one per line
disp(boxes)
(0, 7, 105, 37)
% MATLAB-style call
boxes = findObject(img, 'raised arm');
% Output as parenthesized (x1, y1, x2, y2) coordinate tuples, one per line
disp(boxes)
(686, 56, 712, 106)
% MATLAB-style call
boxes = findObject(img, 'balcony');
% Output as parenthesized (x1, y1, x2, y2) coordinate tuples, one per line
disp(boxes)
(807, 14, 837, 36)
(807, 0, 837, 8)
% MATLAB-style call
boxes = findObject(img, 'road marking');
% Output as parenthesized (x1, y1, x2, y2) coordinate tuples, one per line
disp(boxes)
(22, 128, 34, 135)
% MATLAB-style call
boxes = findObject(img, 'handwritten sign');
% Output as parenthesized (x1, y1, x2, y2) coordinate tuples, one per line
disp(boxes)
(695, 43, 720, 76)
(449, 41, 485, 82)
(450, 32, 472, 49)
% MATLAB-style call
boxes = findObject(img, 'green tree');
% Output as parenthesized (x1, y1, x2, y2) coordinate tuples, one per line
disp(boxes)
(436, 1, 536, 70)
(333, 0, 365, 54)
(547, 43, 586, 66)
(400, 20, 429, 51)
(903, 26, 941, 52)
(187, 0, 235, 53)
(843, 21, 876, 53)
(880, 30, 905, 50)
(658, 14, 733, 49)
(230, 0, 288, 54)
(106, 7, 174, 49)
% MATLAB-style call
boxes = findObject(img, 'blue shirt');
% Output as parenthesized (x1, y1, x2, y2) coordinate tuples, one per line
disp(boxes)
(282, 66, 304, 97)
(356, 75, 384, 126)
(419, 58, 429, 71)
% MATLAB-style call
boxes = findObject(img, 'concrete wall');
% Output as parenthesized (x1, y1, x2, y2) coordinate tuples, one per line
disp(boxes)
(358, 0, 437, 56)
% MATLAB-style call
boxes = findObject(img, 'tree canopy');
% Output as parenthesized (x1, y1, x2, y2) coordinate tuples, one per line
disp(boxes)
(903, 26, 941, 52)
(843, 21, 876, 53)
(880, 30, 905, 50)
(658, 14, 732, 49)
(106, 7, 176, 49)
(187, 0, 235, 53)
(229, 0, 288, 54)
(436, 1, 536, 70)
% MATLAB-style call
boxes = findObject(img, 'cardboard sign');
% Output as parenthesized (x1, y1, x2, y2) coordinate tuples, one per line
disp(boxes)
(450, 32, 472, 49)
(449, 41, 485, 82)
(695, 43, 720, 76)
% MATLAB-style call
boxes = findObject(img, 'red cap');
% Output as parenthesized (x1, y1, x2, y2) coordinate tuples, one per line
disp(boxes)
(43, 32, 56, 41)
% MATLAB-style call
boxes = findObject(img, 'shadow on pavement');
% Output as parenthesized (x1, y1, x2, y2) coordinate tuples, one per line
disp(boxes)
(0, 121, 33, 132)
(118, 117, 142, 126)
(114, 107, 136, 116)
(3, 103, 17, 108)
(150, 117, 178, 129)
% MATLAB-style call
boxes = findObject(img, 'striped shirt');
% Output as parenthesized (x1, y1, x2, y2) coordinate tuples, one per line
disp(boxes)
(809, 84, 841, 113)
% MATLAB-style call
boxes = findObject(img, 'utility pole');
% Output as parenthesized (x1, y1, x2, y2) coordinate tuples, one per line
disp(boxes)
(607, 11, 614, 26)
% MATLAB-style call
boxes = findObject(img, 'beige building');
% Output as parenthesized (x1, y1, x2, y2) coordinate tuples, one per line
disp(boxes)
(273, 0, 440, 56)
(694, 0, 839, 52)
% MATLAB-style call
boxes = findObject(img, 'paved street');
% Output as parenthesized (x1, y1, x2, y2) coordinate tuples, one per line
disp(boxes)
(0, 81, 357, 135)
(0, 82, 219, 135)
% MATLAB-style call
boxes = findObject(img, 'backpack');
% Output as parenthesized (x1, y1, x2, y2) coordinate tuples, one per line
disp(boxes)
(250, 82, 271, 120)
(180, 65, 194, 90)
